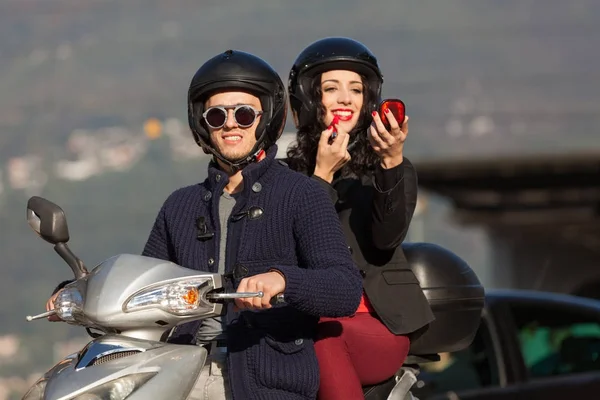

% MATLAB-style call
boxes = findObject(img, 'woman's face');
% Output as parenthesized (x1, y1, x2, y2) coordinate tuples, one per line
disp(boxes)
(320, 70, 364, 132)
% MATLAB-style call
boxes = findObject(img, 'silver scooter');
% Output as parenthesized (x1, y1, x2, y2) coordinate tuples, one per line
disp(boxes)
(22, 195, 483, 400)
(21, 196, 270, 400)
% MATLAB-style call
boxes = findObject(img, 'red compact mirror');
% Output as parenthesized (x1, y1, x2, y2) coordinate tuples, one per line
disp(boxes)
(379, 99, 406, 130)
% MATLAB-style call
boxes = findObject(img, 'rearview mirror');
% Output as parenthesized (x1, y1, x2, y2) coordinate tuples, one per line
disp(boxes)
(26, 196, 88, 279)
(26, 196, 70, 244)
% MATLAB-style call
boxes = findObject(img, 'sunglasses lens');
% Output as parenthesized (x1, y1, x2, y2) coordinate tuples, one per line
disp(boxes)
(205, 108, 227, 128)
(234, 106, 257, 127)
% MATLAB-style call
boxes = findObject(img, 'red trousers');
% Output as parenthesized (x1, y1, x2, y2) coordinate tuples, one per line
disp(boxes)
(315, 313, 410, 400)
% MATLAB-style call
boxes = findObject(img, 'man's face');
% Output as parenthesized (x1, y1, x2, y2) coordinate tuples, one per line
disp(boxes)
(204, 91, 262, 162)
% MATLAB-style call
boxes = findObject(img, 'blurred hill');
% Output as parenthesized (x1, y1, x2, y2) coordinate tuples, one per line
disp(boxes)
(1, 0, 599, 160)
(0, 0, 599, 398)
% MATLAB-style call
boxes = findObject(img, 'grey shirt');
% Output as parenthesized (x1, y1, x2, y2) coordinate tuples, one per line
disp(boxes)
(195, 191, 236, 344)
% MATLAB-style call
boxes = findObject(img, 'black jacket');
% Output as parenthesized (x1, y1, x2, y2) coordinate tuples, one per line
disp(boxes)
(299, 158, 435, 336)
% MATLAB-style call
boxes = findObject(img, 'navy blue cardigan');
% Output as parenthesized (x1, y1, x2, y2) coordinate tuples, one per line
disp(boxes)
(141, 145, 363, 399)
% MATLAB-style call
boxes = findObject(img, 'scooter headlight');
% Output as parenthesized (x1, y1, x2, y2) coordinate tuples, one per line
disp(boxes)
(123, 277, 215, 316)
(71, 372, 156, 400)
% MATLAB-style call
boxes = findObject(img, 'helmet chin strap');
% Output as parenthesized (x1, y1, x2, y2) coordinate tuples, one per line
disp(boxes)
(210, 146, 265, 173)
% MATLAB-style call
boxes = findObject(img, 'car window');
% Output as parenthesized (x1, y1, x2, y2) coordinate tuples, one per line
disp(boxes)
(510, 301, 600, 379)
(414, 319, 500, 397)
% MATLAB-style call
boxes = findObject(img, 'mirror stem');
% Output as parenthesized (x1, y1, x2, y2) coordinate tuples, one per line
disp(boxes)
(54, 242, 88, 279)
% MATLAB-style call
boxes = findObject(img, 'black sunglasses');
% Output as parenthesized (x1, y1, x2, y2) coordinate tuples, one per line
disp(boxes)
(202, 105, 263, 129)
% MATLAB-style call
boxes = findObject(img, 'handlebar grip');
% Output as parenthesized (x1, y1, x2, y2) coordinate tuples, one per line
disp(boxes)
(270, 293, 285, 306)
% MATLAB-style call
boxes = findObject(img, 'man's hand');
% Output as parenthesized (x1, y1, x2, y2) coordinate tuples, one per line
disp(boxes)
(45, 290, 63, 322)
(235, 271, 286, 310)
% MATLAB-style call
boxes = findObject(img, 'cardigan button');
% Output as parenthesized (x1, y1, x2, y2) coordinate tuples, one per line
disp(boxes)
(251, 182, 262, 193)
(233, 263, 249, 279)
(215, 174, 221, 182)
(204, 192, 212, 201)
(359, 269, 367, 278)
(248, 207, 264, 220)
(208, 258, 215, 266)
(294, 339, 304, 346)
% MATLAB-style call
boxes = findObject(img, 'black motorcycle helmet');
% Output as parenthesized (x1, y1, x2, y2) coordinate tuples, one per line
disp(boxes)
(288, 37, 383, 131)
(188, 49, 287, 170)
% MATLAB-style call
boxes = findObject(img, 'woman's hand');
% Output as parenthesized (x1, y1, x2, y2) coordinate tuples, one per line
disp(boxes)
(313, 123, 351, 183)
(369, 110, 409, 169)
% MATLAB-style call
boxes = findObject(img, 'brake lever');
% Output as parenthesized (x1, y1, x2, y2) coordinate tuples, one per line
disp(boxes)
(205, 291, 285, 305)
(205, 291, 263, 300)
(26, 310, 57, 321)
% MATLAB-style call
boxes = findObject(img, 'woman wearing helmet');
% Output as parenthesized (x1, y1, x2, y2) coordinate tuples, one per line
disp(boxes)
(286, 37, 435, 399)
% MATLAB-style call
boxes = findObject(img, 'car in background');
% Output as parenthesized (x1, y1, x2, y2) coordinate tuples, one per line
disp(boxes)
(413, 289, 600, 399)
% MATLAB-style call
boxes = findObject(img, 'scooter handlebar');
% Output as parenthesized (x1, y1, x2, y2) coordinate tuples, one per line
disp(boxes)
(205, 291, 285, 306)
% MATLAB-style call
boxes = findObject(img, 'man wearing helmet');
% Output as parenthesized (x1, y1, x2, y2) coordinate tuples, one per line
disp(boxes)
(141, 50, 363, 399)
(46, 50, 363, 400)
(285, 37, 435, 399)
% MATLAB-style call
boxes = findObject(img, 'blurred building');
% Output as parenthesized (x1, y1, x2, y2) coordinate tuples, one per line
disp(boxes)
(415, 152, 600, 298)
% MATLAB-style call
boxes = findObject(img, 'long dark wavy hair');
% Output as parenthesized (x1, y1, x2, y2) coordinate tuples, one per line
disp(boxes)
(286, 73, 380, 178)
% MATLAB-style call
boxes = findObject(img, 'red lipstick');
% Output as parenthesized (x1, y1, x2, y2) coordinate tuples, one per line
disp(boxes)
(329, 114, 341, 129)
(328, 115, 340, 143)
